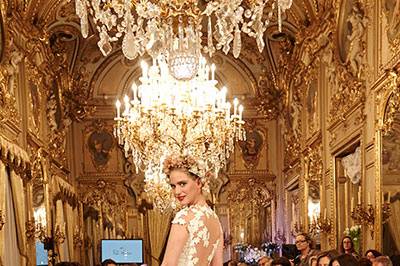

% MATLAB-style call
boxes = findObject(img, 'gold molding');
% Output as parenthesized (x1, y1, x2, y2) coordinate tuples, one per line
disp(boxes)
(373, 67, 400, 249)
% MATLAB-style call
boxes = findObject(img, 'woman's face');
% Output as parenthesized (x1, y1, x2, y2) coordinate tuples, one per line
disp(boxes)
(342, 238, 352, 251)
(169, 169, 202, 206)
(295, 235, 309, 251)
(332, 260, 341, 266)
(366, 252, 376, 262)
(318, 256, 330, 266)
(310, 258, 317, 266)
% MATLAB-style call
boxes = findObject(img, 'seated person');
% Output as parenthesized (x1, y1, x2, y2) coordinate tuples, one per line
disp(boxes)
(271, 257, 291, 266)
(372, 256, 393, 266)
(259, 256, 273, 266)
(102, 259, 117, 266)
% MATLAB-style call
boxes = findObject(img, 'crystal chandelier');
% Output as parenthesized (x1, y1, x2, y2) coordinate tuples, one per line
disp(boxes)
(75, 0, 293, 80)
(143, 165, 177, 212)
(114, 54, 245, 208)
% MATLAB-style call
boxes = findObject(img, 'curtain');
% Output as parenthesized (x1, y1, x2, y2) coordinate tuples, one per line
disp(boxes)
(10, 170, 28, 265)
(388, 198, 400, 251)
(56, 199, 69, 262)
(147, 209, 172, 266)
(3, 166, 22, 266)
(64, 203, 74, 261)
(0, 136, 31, 265)
(84, 217, 94, 266)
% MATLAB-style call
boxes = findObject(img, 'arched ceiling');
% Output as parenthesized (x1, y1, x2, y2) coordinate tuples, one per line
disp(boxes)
(11, 0, 333, 116)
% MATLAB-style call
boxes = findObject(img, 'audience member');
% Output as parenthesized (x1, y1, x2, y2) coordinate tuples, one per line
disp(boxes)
(390, 255, 400, 266)
(372, 256, 393, 266)
(317, 250, 339, 266)
(329, 254, 358, 266)
(309, 253, 321, 266)
(259, 256, 273, 266)
(358, 258, 372, 266)
(366, 250, 383, 263)
(339, 236, 360, 259)
(294, 233, 318, 266)
(102, 259, 117, 266)
(271, 256, 292, 266)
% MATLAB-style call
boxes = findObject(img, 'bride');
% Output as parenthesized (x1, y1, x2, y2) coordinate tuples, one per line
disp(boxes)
(161, 155, 223, 266)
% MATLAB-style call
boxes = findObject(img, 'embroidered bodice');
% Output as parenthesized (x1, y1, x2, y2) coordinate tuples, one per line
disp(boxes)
(172, 204, 221, 266)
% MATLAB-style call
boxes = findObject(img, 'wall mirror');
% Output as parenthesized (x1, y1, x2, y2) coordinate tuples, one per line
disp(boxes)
(334, 143, 361, 247)
(381, 92, 400, 256)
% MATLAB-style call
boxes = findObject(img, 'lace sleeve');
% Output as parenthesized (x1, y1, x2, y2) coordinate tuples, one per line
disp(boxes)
(172, 208, 189, 225)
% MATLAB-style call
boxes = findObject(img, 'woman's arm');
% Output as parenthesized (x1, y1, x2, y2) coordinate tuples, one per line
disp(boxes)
(161, 223, 188, 266)
(210, 232, 224, 266)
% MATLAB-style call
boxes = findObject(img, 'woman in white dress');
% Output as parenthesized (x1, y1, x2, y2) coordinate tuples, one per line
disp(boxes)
(161, 155, 223, 266)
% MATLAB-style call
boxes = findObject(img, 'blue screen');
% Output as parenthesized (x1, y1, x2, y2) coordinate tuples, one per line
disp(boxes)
(101, 239, 143, 263)
(36, 241, 48, 266)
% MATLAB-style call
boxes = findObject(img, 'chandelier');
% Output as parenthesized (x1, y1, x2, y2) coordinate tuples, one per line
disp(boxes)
(75, 0, 293, 80)
(114, 55, 245, 209)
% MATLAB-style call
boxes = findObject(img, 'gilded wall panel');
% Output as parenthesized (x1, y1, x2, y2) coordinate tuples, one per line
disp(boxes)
(0, 23, 21, 127)
(25, 62, 43, 137)
(227, 177, 275, 246)
(327, 0, 367, 126)
(383, 0, 400, 54)
(305, 77, 320, 139)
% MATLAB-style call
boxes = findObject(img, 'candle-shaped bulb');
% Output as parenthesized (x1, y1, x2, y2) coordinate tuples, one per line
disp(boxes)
(124, 94, 130, 114)
(226, 102, 231, 120)
(233, 98, 238, 116)
(387, 192, 391, 203)
(351, 196, 354, 211)
(116, 100, 121, 118)
(141, 61, 148, 78)
(220, 86, 227, 107)
(131, 82, 138, 101)
(239, 105, 244, 120)
(211, 63, 216, 80)
(368, 192, 371, 205)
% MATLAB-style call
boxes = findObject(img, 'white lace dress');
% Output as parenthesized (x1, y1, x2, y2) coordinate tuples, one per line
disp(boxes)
(172, 204, 222, 266)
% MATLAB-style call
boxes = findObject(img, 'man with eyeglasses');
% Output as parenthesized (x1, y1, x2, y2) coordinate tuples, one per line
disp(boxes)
(292, 233, 318, 266)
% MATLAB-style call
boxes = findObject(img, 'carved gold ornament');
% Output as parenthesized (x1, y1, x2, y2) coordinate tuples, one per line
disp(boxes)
(228, 178, 273, 207)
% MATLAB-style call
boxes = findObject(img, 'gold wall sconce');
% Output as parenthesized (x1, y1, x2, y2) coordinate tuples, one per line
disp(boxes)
(382, 192, 392, 224)
(382, 201, 392, 224)
(351, 203, 374, 238)
(309, 217, 332, 234)
(73, 227, 84, 248)
(54, 224, 66, 244)
(291, 221, 304, 237)
(25, 219, 48, 241)
(0, 210, 5, 231)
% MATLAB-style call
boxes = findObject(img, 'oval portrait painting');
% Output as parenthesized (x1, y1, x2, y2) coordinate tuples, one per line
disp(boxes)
(88, 130, 114, 169)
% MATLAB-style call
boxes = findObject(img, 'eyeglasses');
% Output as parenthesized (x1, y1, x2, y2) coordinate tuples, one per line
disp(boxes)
(295, 239, 307, 244)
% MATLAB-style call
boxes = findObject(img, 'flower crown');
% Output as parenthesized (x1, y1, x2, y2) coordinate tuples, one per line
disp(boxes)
(162, 154, 208, 179)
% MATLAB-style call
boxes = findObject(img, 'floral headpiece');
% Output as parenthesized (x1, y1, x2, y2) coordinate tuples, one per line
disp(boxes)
(162, 154, 213, 192)
(162, 154, 206, 178)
